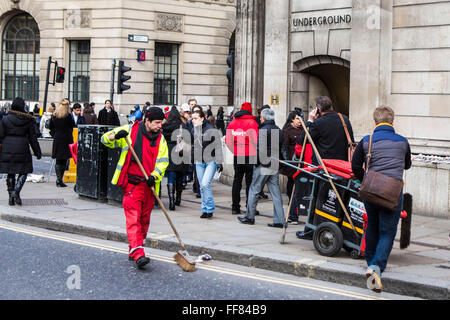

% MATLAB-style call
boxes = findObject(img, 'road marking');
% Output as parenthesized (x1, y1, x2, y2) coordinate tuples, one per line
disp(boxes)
(0, 222, 389, 300)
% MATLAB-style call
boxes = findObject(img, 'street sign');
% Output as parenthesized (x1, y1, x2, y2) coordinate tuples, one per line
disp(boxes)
(128, 34, 149, 43)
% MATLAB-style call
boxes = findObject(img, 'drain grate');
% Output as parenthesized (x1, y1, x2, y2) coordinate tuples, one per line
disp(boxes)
(21, 198, 68, 206)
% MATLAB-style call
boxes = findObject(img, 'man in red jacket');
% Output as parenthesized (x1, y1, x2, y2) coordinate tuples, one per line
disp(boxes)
(225, 102, 259, 215)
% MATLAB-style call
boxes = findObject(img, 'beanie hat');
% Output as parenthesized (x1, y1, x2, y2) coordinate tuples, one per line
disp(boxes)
(241, 102, 252, 114)
(164, 106, 170, 113)
(145, 106, 165, 121)
(11, 97, 26, 112)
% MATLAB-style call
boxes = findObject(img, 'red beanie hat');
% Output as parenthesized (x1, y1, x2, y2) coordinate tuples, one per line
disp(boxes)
(241, 102, 252, 113)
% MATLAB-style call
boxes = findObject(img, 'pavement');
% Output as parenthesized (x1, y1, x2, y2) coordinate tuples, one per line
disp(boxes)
(0, 162, 449, 300)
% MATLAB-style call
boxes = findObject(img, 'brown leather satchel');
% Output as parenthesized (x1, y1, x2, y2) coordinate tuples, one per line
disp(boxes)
(358, 135, 403, 211)
(338, 113, 357, 162)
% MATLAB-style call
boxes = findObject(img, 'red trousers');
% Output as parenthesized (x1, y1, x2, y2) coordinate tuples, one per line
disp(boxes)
(123, 182, 155, 261)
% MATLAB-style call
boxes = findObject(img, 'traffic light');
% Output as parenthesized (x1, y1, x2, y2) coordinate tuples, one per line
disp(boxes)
(117, 60, 131, 94)
(226, 51, 234, 86)
(56, 67, 65, 83)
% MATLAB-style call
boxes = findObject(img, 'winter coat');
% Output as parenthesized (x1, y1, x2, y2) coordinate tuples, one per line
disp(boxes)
(191, 121, 223, 164)
(40, 112, 53, 138)
(162, 119, 190, 172)
(0, 111, 42, 174)
(225, 109, 259, 164)
(280, 124, 303, 177)
(257, 120, 287, 168)
(72, 113, 86, 127)
(83, 106, 98, 125)
(216, 110, 225, 134)
(49, 114, 75, 160)
(98, 107, 120, 126)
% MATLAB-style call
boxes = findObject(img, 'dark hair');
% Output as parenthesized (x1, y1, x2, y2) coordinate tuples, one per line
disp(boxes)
(193, 109, 206, 119)
(89, 102, 95, 107)
(83, 102, 89, 108)
(282, 110, 300, 130)
(217, 106, 223, 113)
(315, 96, 333, 112)
(258, 104, 270, 115)
(105, 99, 112, 104)
(166, 106, 182, 123)
(72, 103, 82, 110)
(192, 105, 203, 112)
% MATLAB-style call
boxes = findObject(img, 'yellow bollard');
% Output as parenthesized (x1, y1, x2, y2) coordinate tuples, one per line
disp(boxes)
(63, 128, 78, 183)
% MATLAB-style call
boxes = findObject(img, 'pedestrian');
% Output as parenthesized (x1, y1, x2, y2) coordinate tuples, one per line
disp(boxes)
(191, 109, 223, 219)
(205, 105, 213, 118)
(49, 99, 75, 188)
(162, 106, 190, 210)
(295, 95, 355, 240)
(33, 103, 42, 137)
(281, 110, 303, 200)
(352, 106, 411, 293)
(238, 108, 287, 228)
(225, 102, 259, 215)
(254, 104, 271, 200)
(133, 105, 143, 122)
(98, 99, 120, 126)
(40, 103, 55, 138)
(100, 107, 169, 269)
(83, 102, 98, 124)
(188, 98, 197, 111)
(0, 97, 42, 206)
(71, 103, 86, 127)
(216, 106, 225, 136)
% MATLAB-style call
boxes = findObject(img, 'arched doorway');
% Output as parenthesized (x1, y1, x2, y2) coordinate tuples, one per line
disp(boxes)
(294, 55, 350, 116)
(1, 12, 40, 101)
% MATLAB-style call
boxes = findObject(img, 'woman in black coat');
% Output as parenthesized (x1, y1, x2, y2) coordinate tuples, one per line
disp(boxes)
(216, 106, 225, 136)
(162, 106, 190, 210)
(49, 99, 75, 187)
(0, 97, 42, 205)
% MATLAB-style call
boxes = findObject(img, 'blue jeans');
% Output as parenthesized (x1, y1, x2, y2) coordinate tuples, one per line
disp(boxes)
(195, 161, 217, 213)
(166, 171, 183, 184)
(364, 195, 403, 274)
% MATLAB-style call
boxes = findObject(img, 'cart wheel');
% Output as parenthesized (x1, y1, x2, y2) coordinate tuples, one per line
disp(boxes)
(313, 222, 344, 257)
(350, 249, 360, 260)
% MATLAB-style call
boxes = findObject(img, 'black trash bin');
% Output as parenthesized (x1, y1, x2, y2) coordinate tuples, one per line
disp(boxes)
(106, 147, 123, 203)
(76, 125, 115, 200)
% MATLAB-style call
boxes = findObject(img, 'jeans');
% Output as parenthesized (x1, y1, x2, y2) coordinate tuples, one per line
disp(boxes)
(246, 166, 285, 224)
(166, 171, 183, 184)
(195, 161, 217, 213)
(364, 195, 403, 274)
(231, 163, 253, 211)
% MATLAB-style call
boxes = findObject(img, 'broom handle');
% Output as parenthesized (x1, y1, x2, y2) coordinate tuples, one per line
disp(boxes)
(125, 136, 188, 251)
(298, 117, 359, 238)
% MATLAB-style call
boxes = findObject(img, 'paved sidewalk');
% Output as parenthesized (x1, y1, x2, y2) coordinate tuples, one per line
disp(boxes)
(0, 175, 449, 300)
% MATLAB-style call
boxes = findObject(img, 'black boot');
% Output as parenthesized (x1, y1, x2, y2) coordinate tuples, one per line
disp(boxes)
(175, 181, 183, 206)
(12, 174, 27, 206)
(6, 175, 15, 206)
(167, 183, 175, 211)
(55, 163, 67, 187)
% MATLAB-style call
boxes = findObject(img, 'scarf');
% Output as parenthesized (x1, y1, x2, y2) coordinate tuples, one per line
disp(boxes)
(132, 121, 160, 164)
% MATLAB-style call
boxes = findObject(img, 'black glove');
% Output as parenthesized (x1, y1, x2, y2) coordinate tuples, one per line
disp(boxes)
(115, 130, 128, 140)
(146, 175, 156, 188)
(216, 164, 223, 172)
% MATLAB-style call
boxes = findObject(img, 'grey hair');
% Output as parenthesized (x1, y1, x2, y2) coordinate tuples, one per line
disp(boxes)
(261, 108, 275, 121)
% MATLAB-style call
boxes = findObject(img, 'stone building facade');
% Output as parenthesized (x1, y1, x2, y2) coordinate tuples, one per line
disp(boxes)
(0, 0, 236, 114)
(233, 0, 449, 218)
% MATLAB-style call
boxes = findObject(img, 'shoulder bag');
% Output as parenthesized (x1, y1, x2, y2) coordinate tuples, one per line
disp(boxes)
(358, 134, 404, 211)
(338, 113, 357, 162)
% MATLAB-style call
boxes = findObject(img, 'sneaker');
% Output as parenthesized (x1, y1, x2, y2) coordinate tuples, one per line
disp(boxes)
(135, 256, 150, 269)
(288, 219, 299, 225)
(365, 266, 383, 293)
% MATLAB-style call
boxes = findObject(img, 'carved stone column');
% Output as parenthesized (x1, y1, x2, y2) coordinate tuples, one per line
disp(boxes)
(234, 0, 265, 111)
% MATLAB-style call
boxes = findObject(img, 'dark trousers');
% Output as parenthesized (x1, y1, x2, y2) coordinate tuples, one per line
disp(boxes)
(232, 164, 253, 210)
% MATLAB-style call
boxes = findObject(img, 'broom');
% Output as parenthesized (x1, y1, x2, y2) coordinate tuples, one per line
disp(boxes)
(280, 133, 307, 244)
(125, 136, 196, 272)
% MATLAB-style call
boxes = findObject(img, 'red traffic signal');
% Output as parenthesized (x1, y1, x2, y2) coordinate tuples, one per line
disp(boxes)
(56, 67, 65, 83)
(137, 49, 146, 61)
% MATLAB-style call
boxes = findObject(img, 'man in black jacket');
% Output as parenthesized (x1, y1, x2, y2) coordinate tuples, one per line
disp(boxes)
(296, 96, 355, 239)
(71, 103, 86, 127)
(98, 100, 120, 126)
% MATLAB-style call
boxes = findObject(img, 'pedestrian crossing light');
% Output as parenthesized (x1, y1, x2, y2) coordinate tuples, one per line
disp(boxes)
(117, 60, 131, 94)
(56, 67, 65, 83)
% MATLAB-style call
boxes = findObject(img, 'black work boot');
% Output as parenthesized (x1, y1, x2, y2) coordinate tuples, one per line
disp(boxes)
(175, 181, 183, 206)
(55, 164, 67, 187)
(167, 183, 175, 211)
(13, 174, 27, 206)
(6, 175, 15, 206)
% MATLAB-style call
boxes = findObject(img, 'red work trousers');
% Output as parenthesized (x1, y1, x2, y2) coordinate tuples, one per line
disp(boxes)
(123, 182, 155, 261)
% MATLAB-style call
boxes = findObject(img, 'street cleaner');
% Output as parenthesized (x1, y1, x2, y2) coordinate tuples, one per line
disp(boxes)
(101, 107, 169, 269)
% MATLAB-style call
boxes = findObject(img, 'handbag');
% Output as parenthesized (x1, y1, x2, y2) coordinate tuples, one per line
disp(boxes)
(358, 134, 404, 211)
(174, 124, 190, 153)
(338, 113, 357, 162)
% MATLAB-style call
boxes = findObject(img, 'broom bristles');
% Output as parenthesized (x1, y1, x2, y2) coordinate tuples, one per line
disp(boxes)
(400, 193, 413, 249)
(174, 250, 196, 272)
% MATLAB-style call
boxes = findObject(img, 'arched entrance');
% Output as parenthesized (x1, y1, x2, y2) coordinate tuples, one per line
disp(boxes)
(293, 55, 350, 116)
(1, 12, 40, 101)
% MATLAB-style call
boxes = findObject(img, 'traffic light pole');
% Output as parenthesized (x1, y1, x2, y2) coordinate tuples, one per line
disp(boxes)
(110, 59, 116, 105)
(43, 56, 58, 112)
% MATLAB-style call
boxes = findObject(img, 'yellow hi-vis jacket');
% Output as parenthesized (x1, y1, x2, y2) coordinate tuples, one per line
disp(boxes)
(100, 123, 169, 195)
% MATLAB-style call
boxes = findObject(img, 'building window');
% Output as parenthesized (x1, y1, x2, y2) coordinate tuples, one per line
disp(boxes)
(69, 40, 90, 103)
(1, 13, 40, 101)
(154, 42, 178, 105)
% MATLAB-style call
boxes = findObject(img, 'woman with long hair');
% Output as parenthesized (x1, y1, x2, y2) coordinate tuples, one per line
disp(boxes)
(49, 99, 75, 187)
(40, 103, 55, 138)
(162, 106, 190, 210)
(191, 109, 223, 218)
(0, 97, 42, 205)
